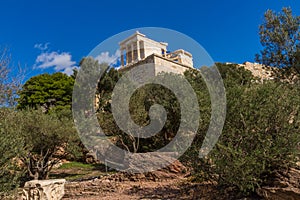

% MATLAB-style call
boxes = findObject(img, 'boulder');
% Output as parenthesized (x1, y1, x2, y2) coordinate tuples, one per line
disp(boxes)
(123, 152, 178, 173)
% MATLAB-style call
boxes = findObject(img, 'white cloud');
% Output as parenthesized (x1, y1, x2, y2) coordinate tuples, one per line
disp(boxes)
(62, 65, 78, 75)
(34, 51, 77, 76)
(95, 49, 120, 66)
(33, 44, 120, 76)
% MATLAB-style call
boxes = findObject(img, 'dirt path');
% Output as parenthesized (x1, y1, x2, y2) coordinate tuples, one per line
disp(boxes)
(63, 171, 195, 200)
(56, 159, 263, 200)
(62, 171, 264, 200)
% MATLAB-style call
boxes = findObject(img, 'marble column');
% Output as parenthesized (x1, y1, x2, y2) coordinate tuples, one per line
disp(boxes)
(120, 48, 124, 66)
(126, 45, 130, 64)
(131, 43, 134, 62)
(136, 40, 140, 61)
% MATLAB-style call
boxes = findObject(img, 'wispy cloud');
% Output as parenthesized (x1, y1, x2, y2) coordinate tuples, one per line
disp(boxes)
(33, 43, 77, 75)
(34, 43, 50, 51)
(95, 49, 120, 66)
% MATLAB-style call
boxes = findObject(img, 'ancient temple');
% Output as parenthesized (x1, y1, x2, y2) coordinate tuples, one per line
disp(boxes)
(118, 31, 194, 75)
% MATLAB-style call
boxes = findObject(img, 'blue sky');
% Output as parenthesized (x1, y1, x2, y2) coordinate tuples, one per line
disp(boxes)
(1, 0, 299, 80)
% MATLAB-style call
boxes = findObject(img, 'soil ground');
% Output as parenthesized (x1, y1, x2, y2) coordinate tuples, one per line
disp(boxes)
(51, 162, 260, 200)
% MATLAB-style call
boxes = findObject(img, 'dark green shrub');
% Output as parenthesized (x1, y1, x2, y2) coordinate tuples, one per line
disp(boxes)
(0, 109, 25, 193)
(211, 81, 300, 194)
(18, 109, 82, 180)
(184, 64, 300, 196)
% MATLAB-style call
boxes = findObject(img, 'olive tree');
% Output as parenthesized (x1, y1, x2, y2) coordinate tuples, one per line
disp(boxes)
(18, 109, 81, 180)
(0, 109, 25, 193)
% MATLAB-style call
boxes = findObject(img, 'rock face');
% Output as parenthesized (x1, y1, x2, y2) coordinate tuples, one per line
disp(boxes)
(257, 168, 300, 200)
(238, 62, 275, 80)
(21, 179, 66, 200)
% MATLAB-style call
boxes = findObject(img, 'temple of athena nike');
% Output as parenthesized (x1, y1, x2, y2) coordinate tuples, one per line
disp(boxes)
(118, 31, 194, 75)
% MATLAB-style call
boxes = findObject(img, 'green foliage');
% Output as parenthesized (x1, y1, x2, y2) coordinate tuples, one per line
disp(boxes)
(256, 7, 300, 72)
(97, 69, 187, 153)
(96, 67, 120, 113)
(95, 61, 300, 196)
(0, 108, 83, 193)
(17, 109, 82, 180)
(183, 63, 254, 178)
(0, 109, 25, 193)
(68, 57, 300, 196)
(58, 161, 95, 170)
(97, 62, 255, 155)
(127, 81, 181, 152)
(0, 48, 24, 194)
(185, 63, 300, 196)
(17, 72, 74, 111)
(215, 62, 255, 86)
(217, 82, 299, 194)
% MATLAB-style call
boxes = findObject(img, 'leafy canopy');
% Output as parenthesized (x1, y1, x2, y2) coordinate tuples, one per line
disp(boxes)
(256, 7, 300, 72)
(18, 72, 74, 111)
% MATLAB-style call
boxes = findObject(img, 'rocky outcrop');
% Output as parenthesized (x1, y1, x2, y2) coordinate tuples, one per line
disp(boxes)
(21, 179, 66, 200)
(257, 168, 300, 200)
(238, 62, 275, 80)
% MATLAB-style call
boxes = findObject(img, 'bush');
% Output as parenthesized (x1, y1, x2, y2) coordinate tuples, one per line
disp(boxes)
(211, 81, 300, 194)
(184, 64, 300, 196)
(97, 69, 183, 153)
(17, 109, 82, 180)
(0, 109, 25, 193)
